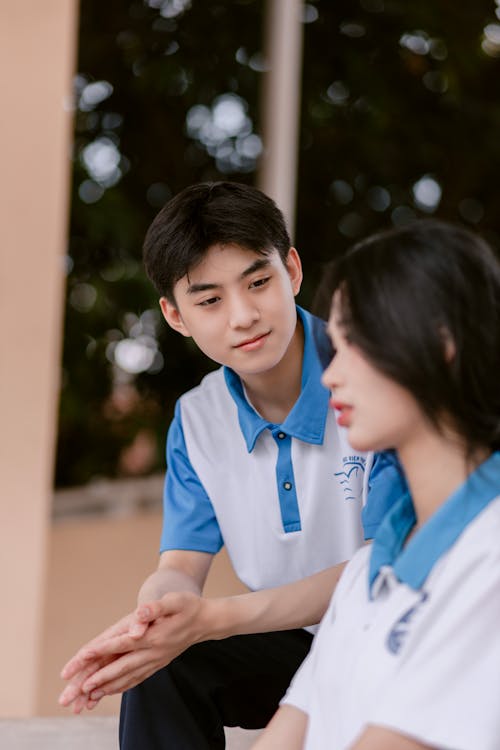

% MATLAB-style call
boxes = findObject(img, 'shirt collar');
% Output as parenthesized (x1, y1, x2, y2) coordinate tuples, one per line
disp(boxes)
(369, 451, 500, 594)
(224, 306, 330, 452)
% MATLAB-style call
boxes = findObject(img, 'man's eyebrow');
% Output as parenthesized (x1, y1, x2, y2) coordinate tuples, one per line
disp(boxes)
(240, 257, 271, 279)
(185, 257, 271, 294)
(186, 281, 219, 295)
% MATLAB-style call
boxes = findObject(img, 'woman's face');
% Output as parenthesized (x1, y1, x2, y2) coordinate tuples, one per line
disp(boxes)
(322, 292, 427, 453)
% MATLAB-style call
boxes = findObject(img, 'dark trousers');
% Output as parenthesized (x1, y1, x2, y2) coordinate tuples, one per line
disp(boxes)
(119, 629, 313, 750)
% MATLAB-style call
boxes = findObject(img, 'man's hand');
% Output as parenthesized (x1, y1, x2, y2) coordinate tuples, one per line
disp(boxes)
(59, 550, 214, 712)
(59, 591, 207, 711)
(58, 609, 149, 712)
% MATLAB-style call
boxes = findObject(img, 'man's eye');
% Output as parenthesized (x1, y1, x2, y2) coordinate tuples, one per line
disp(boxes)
(197, 297, 219, 307)
(250, 276, 270, 289)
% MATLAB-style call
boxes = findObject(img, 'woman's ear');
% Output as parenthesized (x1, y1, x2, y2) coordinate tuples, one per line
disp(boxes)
(440, 326, 456, 363)
(159, 297, 191, 337)
(285, 247, 303, 296)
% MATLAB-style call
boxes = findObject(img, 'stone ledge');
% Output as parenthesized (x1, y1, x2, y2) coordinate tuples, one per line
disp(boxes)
(0, 717, 261, 749)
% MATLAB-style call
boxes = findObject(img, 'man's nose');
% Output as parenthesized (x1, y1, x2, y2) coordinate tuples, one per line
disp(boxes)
(228, 295, 260, 328)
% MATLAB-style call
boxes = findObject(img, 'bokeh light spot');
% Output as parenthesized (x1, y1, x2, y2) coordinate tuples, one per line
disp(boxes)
(366, 186, 391, 212)
(330, 179, 354, 205)
(412, 175, 442, 212)
(400, 31, 430, 55)
(69, 283, 97, 313)
(79, 81, 114, 112)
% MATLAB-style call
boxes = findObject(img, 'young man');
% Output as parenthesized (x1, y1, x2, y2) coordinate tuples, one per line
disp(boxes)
(59, 182, 402, 749)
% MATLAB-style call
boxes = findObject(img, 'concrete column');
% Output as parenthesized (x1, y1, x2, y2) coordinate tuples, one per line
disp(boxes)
(259, 0, 304, 236)
(0, 0, 77, 716)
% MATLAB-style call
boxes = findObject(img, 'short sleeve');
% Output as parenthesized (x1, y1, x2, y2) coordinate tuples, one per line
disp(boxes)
(282, 593, 336, 716)
(160, 400, 223, 554)
(282, 548, 369, 716)
(281, 648, 315, 715)
(362, 450, 408, 540)
(369, 550, 500, 750)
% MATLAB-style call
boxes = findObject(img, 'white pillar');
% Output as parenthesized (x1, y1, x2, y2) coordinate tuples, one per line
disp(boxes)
(0, 0, 77, 716)
(259, 0, 304, 237)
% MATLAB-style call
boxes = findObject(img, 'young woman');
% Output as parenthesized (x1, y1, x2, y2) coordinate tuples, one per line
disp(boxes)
(253, 219, 500, 750)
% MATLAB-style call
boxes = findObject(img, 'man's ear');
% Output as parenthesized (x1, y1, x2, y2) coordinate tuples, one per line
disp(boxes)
(285, 247, 303, 296)
(159, 297, 191, 337)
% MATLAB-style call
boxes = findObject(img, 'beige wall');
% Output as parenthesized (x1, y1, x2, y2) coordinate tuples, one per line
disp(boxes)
(0, 0, 77, 716)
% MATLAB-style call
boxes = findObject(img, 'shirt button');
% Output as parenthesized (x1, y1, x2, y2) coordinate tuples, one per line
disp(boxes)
(277, 432, 286, 439)
(283, 481, 292, 491)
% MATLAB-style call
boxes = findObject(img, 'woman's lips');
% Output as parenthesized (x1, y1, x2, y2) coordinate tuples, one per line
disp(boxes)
(330, 399, 353, 427)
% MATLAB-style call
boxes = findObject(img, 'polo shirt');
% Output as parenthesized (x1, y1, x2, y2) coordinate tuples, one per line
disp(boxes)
(160, 307, 396, 593)
(284, 451, 500, 750)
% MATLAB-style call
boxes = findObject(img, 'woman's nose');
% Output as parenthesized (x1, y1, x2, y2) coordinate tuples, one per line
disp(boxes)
(321, 352, 339, 392)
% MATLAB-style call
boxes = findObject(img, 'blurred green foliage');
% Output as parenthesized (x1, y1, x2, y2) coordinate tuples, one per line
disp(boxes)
(57, 0, 500, 486)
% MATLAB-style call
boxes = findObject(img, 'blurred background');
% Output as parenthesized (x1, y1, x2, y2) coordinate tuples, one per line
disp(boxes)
(2, 0, 500, 718)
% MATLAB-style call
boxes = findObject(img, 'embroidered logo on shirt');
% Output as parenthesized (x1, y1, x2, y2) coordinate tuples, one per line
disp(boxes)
(386, 591, 429, 654)
(334, 455, 366, 500)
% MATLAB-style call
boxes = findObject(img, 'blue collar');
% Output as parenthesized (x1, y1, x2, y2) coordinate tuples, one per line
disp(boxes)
(224, 306, 330, 452)
(369, 451, 500, 593)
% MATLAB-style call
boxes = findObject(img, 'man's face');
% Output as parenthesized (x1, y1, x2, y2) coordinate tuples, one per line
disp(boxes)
(160, 243, 302, 379)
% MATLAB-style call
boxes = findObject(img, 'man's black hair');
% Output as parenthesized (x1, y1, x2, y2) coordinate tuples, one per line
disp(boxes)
(143, 181, 291, 302)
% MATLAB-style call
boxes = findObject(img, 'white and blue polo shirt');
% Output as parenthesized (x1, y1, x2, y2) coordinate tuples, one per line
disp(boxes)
(160, 307, 399, 593)
(284, 451, 500, 750)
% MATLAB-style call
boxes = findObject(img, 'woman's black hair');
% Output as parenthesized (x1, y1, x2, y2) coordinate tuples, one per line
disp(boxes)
(143, 181, 291, 302)
(329, 219, 500, 452)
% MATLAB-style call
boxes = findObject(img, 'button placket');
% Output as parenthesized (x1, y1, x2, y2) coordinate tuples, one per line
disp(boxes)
(272, 429, 301, 532)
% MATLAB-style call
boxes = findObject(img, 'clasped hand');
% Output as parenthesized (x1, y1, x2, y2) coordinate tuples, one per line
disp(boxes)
(58, 590, 204, 713)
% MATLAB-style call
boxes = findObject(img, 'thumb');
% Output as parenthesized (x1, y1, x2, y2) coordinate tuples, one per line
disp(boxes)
(136, 592, 191, 623)
(128, 619, 148, 638)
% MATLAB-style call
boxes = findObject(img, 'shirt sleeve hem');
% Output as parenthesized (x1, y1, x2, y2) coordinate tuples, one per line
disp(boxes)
(159, 538, 223, 555)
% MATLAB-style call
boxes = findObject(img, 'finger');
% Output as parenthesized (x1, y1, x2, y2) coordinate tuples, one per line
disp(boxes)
(61, 627, 132, 678)
(61, 640, 118, 679)
(59, 654, 116, 706)
(89, 661, 159, 698)
(61, 652, 101, 681)
(71, 694, 90, 715)
(59, 660, 105, 705)
(63, 627, 144, 677)
(82, 650, 150, 696)
(128, 619, 149, 639)
(80, 631, 142, 660)
(135, 603, 155, 621)
(61, 614, 136, 678)
(136, 591, 188, 621)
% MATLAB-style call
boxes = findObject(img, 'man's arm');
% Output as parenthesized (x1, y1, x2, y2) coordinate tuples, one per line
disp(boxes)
(201, 562, 345, 638)
(138, 548, 213, 602)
